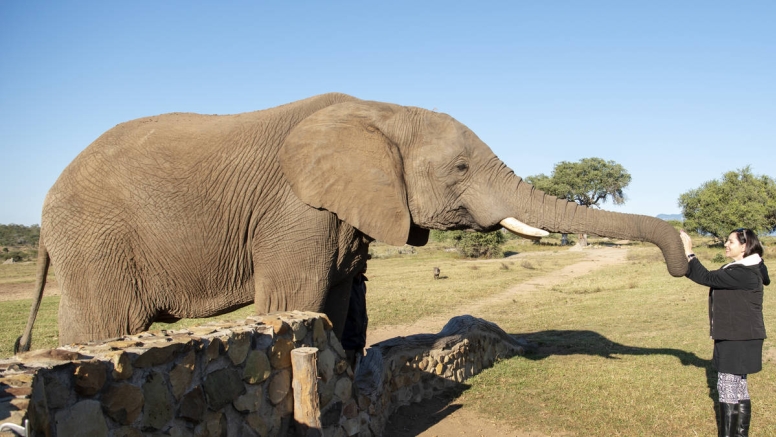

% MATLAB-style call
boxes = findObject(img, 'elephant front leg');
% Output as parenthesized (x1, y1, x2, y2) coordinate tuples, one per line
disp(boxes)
(251, 247, 334, 317)
(251, 253, 356, 340)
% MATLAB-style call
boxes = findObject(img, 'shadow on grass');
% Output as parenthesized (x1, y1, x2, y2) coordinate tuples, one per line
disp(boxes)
(384, 329, 719, 437)
(516, 329, 720, 430)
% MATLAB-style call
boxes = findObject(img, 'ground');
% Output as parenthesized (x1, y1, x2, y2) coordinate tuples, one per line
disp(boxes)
(0, 247, 627, 437)
(373, 246, 628, 437)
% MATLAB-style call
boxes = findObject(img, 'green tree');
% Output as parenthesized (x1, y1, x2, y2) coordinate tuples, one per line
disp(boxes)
(526, 157, 632, 246)
(678, 167, 776, 241)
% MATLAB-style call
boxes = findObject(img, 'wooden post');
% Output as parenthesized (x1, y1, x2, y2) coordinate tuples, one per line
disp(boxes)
(291, 347, 322, 436)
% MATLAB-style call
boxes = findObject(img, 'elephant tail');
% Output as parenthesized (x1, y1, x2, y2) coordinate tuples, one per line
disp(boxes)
(15, 236, 50, 354)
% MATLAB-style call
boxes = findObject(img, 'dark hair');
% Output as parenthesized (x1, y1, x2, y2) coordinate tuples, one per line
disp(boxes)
(733, 228, 763, 257)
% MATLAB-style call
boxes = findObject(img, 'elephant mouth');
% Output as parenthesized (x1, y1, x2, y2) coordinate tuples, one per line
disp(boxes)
(500, 217, 549, 240)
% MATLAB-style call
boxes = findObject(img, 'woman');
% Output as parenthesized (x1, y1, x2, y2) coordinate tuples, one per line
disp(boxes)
(680, 228, 769, 437)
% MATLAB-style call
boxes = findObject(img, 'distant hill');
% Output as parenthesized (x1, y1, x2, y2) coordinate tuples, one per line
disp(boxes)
(656, 214, 683, 222)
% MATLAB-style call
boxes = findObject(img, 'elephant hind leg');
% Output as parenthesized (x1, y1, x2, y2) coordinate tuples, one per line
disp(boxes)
(57, 289, 153, 346)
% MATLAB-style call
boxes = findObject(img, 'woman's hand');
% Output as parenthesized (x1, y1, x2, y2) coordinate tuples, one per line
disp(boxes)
(679, 230, 694, 257)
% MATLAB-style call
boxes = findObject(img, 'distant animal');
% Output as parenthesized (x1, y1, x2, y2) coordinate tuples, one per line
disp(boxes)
(433, 267, 441, 280)
(16, 92, 688, 352)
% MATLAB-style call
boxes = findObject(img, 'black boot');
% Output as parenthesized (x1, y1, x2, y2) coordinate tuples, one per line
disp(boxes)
(718, 402, 739, 437)
(736, 400, 750, 437)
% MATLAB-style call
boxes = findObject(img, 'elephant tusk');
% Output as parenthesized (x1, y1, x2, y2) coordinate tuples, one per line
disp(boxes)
(500, 217, 549, 240)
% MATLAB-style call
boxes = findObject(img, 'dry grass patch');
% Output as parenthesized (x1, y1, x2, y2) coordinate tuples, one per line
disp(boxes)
(366, 250, 584, 328)
(0, 262, 56, 285)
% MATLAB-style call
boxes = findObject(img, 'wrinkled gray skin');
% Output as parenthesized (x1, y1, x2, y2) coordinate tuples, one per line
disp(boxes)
(17, 93, 687, 351)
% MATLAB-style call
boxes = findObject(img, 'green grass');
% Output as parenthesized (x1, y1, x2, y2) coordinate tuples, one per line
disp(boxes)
(0, 296, 60, 354)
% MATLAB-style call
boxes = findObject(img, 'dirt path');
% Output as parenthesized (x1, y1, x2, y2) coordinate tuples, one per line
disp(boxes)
(374, 246, 629, 437)
(0, 281, 59, 301)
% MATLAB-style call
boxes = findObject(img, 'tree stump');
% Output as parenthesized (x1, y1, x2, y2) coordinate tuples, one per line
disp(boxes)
(291, 347, 322, 436)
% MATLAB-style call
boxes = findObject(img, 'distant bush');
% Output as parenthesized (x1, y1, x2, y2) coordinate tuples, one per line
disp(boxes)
(0, 250, 29, 262)
(0, 224, 40, 247)
(447, 230, 506, 258)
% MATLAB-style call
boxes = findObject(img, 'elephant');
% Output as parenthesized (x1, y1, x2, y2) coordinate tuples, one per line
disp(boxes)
(16, 93, 688, 352)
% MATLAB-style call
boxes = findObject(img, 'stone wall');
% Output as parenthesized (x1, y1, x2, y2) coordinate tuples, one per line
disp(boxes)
(0, 313, 527, 437)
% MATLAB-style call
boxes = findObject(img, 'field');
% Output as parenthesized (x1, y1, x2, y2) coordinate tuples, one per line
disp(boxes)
(2, 236, 775, 435)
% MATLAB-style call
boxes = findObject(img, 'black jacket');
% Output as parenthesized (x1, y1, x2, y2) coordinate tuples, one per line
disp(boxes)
(685, 257, 769, 340)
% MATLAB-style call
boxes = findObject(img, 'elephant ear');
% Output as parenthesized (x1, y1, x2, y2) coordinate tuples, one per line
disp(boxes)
(279, 101, 411, 246)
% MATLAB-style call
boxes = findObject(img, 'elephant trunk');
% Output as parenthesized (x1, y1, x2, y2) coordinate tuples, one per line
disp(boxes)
(503, 174, 688, 277)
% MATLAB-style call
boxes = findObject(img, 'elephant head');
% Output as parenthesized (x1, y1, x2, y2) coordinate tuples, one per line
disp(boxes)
(280, 99, 688, 277)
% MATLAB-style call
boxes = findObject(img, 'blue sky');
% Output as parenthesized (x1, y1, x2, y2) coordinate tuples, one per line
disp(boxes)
(1, 2, 774, 225)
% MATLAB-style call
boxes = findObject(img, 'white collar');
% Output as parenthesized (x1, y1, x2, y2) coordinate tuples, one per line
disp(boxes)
(723, 254, 762, 269)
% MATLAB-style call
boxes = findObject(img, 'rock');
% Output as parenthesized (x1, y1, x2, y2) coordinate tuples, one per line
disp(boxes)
(233, 384, 263, 412)
(168, 425, 195, 437)
(334, 378, 352, 402)
(242, 350, 271, 384)
(112, 426, 144, 437)
(320, 400, 342, 428)
(170, 350, 196, 400)
(54, 400, 108, 437)
(194, 410, 226, 437)
(269, 338, 294, 369)
(268, 368, 291, 405)
(253, 327, 275, 350)
(334, 358, 349, 375)
(245, 412, 270, 437)
(261, 315, 289, 335)
(291, 319, 308, 342)
(276, 386, 294, 416)
(105, 340, 143, 349)
(42, 371, 72, 409)
(329, 334, 346, 359)
(227, 331, 251, 365)
(205, 337, 222, 363)
(142, 371, 174, 430)
(19, 349, 81, 362)
(101, 383, 144, 425)
(189, 326, 217, 336)
(319, 376, 335, 408)
(203, 367, 245, 410)
(133, 342, 185, 368)
(342, 400, 358, 419)
(318, 348, 336, 382)
(73, 361, 107, 396)
(107, 351, 133, 380)
(313, 317, 328, 350)
(178, 386, 206, 423)
(3, 385, 32, 397)
(343, 417, 360, 436)
(0, 373, 33, 387)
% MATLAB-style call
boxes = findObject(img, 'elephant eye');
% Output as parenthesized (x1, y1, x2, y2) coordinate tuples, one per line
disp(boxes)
(456, 162, 469, 172)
